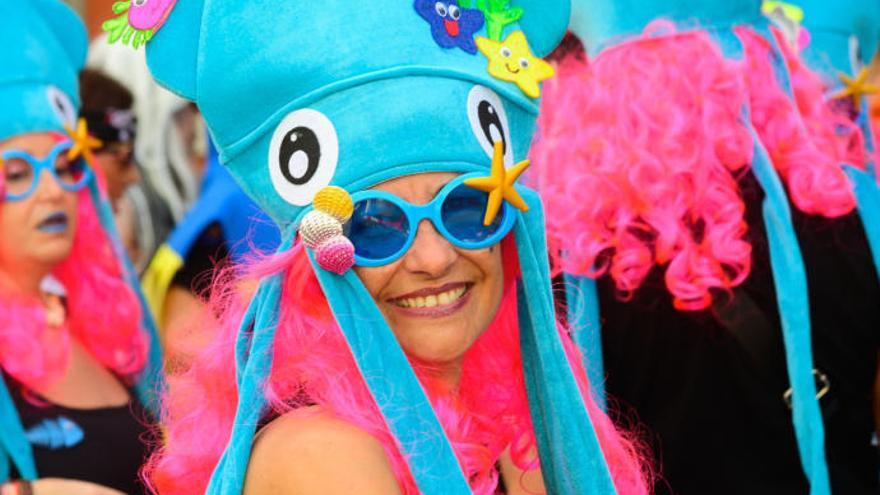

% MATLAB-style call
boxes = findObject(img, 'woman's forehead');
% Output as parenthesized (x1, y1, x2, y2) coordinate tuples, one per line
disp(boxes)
(372, 172, 459, 202)
(0, 132, 63, 156)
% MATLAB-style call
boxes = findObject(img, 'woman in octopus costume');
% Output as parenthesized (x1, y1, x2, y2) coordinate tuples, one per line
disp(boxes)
(102, 0, 652, 494)
(0, 1, 163, 494)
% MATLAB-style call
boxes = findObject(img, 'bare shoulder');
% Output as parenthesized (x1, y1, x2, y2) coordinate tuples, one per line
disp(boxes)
(243, 407, 402, 495)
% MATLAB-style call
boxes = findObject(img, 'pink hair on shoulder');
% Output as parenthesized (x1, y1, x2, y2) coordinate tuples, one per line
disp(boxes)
(144, 237, 652, 495)
(736, 26, 860, 218)
(531, 22, 753, 311)
(0, 190, 148, 390)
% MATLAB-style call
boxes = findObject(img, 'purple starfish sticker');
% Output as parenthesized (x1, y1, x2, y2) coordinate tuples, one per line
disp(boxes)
(414, 0, 485, 55)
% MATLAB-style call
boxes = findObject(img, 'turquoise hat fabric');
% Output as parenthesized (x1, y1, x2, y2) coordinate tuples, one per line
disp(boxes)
(569, 0, 763, 56)
(800, 0, 880, 73)
(147, 0, 568, 232)
(0, 0, 86, 142)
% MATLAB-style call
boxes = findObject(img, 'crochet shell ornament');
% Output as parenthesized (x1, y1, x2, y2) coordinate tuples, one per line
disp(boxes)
(299, 186, 356, 275)
(102, 0, 178, 49)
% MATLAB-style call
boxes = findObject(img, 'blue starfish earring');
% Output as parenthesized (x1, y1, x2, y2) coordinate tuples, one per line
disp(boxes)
(414, 0, 485, 54)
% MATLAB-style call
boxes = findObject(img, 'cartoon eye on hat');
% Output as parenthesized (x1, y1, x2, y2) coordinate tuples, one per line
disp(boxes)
(268, 109, 340, 207)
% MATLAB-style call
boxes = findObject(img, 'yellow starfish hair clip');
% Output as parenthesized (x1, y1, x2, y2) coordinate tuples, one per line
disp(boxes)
(464, 141, 530, 226)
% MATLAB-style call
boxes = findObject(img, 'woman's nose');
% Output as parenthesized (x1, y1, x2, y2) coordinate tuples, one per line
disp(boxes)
(34, 168, 65, 201)
(401, 219, 458, 278)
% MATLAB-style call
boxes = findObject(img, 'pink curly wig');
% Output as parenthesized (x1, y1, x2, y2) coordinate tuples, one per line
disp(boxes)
(144, 237, 651, 495)
(531, 23, 754, 311)
(736, 26, 861, 218)
(0, 176, 148, 391)
(531, 22, 871, 312)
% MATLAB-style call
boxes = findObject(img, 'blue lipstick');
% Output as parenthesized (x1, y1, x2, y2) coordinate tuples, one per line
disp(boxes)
(37, 212, 69, 234)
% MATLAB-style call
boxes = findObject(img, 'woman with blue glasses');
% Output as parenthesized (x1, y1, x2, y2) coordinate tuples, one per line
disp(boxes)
(127, 0, 652, 494)
(0, 2, 162, 495)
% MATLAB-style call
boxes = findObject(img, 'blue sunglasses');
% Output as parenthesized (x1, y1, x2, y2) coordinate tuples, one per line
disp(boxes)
(344, 172, 517, 266)
(1, 140, 92, 202)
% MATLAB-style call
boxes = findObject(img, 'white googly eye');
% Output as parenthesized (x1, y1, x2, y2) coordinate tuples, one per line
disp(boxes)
(467, 86, 513, 167)
(448, 5, 461, 20)
(519, 58, 530, 69)
(268, 109, 339, 207)
(435, 2, 447, 17)
(133, 0, 147, 5)
(500, 46, 512, 58)
(46, 86, 76, 128)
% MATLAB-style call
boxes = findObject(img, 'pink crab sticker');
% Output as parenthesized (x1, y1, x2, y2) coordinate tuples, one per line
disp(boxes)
(128, 0, 177, 31)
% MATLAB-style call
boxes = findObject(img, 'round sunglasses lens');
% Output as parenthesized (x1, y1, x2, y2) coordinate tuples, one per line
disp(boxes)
(344, 198, 410, 261)
(54, 154, 87, 189)
(441, 184, 505, 244)
(2, 158, 35, 197)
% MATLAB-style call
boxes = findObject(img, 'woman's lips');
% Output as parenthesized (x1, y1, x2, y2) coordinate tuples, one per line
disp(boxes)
(37, 212, 69, 234)
(388, 282, 472, 318)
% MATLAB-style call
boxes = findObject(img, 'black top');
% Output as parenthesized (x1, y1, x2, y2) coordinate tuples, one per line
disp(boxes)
(597, 170, 880, 494)
(5, 374, 152, 495)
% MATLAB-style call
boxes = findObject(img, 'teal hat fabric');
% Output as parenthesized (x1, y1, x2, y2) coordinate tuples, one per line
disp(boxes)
(0, 0, 86, 142)
(147, 0, 568, 231)
(569, 0, 763, 56)
(146, 1, 629, 494)
(800, 0, 880, 73)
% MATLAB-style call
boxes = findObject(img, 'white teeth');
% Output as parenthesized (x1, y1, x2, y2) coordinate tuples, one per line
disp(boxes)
(395, 286, 467, 309)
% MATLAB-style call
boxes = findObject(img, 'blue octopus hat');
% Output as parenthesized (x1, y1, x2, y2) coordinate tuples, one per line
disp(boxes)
(563, 1, 839, 494)
(0, 0, 163, 483)
(139, 1, 620, 494)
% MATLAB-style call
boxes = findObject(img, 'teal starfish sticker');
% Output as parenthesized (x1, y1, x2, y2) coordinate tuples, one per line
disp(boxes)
(460, 0, 523, 41)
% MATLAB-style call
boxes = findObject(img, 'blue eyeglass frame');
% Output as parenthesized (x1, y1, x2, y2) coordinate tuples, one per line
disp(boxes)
(346, 172, 518, 267)
(1, 140, 92, 202)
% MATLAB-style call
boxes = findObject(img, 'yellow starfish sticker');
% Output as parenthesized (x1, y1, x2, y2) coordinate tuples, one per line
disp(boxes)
(833, 67, 880, 108)
(476, 31, 554, 99)
(64, 118, 103, 163)
(464, 141, 530, 226)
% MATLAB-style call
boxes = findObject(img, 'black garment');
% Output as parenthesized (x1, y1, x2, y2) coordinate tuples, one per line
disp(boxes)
(598, 170, 880, 495)
(4, 374, 152, 495)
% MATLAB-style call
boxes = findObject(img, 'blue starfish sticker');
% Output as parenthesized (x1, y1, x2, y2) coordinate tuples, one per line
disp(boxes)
(414, 0, 485, 55)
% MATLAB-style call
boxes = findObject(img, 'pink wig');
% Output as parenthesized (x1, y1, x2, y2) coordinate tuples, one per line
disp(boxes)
(531, 23, 754, 311)
(0, 187, 148, 391)
(144, 237, 651, 495)
(736, 26, 860, 218)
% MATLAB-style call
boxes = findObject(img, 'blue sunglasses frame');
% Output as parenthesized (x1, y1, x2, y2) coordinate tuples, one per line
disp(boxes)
(1, 140, 92, 202)
(346, 172, 518, 267)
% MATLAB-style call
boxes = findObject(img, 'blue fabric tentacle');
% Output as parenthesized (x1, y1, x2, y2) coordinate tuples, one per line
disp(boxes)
(206, 271, 284, 494)
(310, 260, 472, 495)
(747, 127, 831, 495)
(86, 179, 165, 414)
(563, 273, 606, 410)
(0, 372, 36, 481)
(845, 167, 880, 282)
(516, 189, 617, 495)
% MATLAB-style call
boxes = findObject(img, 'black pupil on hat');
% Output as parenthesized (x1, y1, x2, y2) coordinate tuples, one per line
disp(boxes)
(478, 101, 506, 155)
(279, 127, 321, 185)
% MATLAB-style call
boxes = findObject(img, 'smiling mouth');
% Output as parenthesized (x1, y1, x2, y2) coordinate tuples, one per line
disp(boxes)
(389, 282, 471, 310)
(505, 63, 521, 74)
